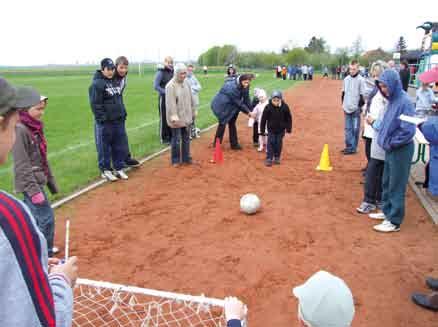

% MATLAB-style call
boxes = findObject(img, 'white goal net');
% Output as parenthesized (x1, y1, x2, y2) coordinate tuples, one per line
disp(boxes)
(73, 278, 246, 327)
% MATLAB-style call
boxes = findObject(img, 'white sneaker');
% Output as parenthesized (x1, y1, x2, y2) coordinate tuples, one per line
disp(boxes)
(101, 170, 118, 182)
(369, 212, 386, 220)
(115, 170, 129, 180)
(373, 220, 400, 233)
(52, 246, 60, 254)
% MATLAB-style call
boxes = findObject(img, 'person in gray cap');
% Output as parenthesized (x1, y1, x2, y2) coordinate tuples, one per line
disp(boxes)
(0, 77, 77, 327)
(12, 87, 59, 257)
(165, 63, 197, 166)
(222, 270, 355, 327)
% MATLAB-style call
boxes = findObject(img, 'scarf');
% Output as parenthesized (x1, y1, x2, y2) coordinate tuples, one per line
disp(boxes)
(19, 111, 49, 177)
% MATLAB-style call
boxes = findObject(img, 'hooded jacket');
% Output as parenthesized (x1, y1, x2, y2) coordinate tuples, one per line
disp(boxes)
(419, 117, 438, 195)
(211, 77, 251, 124)
(376, 69, 416, 152)
(165, 77, 195, 128)
(259, 100, 292, 135)
(89, 70, 126, 123)
(154, 66, 174, 96)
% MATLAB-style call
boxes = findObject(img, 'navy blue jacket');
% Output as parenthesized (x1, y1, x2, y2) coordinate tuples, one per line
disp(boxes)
(154, 67, 174, 96)
(211, 78, 251, 124)
(376, 69, 416, 152)
(260, 100, 292, 135)
(89, 70, 126, 123)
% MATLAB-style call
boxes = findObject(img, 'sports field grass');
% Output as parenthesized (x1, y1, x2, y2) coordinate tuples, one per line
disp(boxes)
(0, 67, 298, 200)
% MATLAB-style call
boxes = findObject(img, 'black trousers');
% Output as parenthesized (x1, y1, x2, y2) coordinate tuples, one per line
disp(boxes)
(364, 137, 372, 164)
(214, 112, 239, 147)
(364, 158, 385, 204)
(159, 95, 172, 143)
(253, 121, 259, 144)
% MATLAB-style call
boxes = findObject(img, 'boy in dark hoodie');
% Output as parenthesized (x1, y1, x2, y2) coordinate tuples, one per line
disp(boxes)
(89, 58, 128, 181)
(259, 90, 292, 166)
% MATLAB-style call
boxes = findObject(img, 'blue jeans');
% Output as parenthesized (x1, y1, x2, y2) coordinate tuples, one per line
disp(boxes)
(381, 142, 414, 226)
(344, 111, 361, 152)
(95, 120, 126, 171)
(23, 190, 54, 257)
(95, 120, 131, 170)
(171, 127, 191, 164)
(267, 132, 284, 161)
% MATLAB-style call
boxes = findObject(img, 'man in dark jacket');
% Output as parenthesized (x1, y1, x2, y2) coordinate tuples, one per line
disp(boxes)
(211, 74, 253, 149)
(399, 60, 411, 92)
(372, 69, 416, 233)
(89, 58, 128, 181)
(154, 56, 174, 144)
(259, 90, 292, 166)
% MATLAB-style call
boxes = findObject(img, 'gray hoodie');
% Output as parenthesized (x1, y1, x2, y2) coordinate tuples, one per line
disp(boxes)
(0, 191, 73, 327)
(165, 77, 196, 128)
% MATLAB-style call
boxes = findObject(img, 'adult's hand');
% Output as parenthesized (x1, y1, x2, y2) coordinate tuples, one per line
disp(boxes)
(50, 256, 79, 288)
(170, 115, 179, 123)
(224, 296, 246, 322)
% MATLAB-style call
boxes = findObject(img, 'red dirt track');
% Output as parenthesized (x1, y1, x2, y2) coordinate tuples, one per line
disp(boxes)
(57, 78, 438, 326)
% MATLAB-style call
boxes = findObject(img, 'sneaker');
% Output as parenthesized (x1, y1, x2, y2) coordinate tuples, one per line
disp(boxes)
(115, 170, 129, 180)
(265, 159, 273, 167)
(231, 144, 243, 150)
(356, 202, 376, 214)
(125, 158, 140, 168)
(369, 212, 386, 220)
(257, 147, 263, 152)
(52, 246, 60, 255)
(274, 158, 281, 165)
(343, 150, 357, 155)
(373, 220, 400, 233)
(101, 170, 118, 182)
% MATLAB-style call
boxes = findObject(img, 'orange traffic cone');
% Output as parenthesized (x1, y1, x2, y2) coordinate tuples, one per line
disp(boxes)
(316, 144, 332, 171)
(211, 138, 223, 163)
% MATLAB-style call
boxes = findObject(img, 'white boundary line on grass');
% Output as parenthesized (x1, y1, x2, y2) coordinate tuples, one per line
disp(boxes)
(51, 123, 218, 209)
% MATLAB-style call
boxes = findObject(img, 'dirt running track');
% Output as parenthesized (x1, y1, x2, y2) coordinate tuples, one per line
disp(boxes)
(57, 78, 437, 326)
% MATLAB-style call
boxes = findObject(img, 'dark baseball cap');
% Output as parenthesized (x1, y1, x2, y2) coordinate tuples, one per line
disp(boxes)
(101, 58, 115, 70)
(0, 78, 17, 116)
(271, 90, 283, 100)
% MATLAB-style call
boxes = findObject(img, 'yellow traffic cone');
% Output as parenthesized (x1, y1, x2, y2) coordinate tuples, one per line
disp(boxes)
(316, 144, 333, 171)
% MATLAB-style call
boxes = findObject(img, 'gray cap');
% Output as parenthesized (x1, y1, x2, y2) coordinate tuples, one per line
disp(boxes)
(0, 78, 17, 116)
(271, 90, 283, 100)
(293, 271, 355, 327)
(13, 86, 41, 109)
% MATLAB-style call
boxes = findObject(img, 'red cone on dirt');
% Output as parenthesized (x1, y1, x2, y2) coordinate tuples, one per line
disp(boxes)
(212, 138, 223, 163)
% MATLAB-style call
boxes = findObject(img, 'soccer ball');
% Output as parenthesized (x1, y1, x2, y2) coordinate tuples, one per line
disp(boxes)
(240, 193, 261, 215)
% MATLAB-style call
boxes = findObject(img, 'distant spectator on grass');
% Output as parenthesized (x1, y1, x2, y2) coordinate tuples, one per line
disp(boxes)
(399, 60, 410, 92)
(302, 64, 308, 80)
(0, 78, 78, 327)
(224, 271, 355, 327)
(12, 88, 60, 257)
(203, 65, 208, 75)
(89, 58, 128, 181)
(227, 64, 238, 80)
(308, 65, 314, 80)
(341, 60, 365, 155)
(186, 64, 202, 139)
(211, 74, 253, 149)
(114, 56, 141, 168)
(165, 63, 196, 166)
(282, 65, 287, 80)
(372, 69, 416, 233)
(323, 66, 329, 78)
(297, 65, 303, 80)
(154, 56, 174, 144)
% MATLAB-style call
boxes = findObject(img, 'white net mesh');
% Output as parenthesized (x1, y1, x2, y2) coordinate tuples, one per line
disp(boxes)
(73, 279, 229, 327)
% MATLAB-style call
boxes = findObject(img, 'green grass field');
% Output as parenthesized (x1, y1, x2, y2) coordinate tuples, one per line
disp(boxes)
(0, 67, 297, 200)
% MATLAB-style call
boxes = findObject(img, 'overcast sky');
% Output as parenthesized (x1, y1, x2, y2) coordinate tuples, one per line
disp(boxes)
(1, 0, 436, 66)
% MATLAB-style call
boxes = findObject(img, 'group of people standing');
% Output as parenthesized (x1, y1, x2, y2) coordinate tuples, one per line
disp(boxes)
(276, 65, 314, 81)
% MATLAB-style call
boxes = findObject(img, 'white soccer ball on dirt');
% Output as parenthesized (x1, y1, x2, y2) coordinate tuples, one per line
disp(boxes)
(240, 193, 261, 215)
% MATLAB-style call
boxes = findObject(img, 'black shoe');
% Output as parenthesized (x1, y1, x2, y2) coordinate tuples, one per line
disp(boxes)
(343, 150, 357, 155)
(231, 144, 242, 150)
(265, 159, 273, 167)
(253, 142, 259, 148)
(411, 292, 438, 311)
(125, 158, 140, 168)
(274, 158, 281, 165)
(426, 277, 438, 291)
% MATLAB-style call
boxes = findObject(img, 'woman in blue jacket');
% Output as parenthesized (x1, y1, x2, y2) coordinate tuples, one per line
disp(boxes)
(211, 74, 253, 149)
(371, 69, 416, 233)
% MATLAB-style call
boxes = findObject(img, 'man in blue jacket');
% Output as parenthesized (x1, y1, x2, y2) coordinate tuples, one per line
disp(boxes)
(371, 69, 416, 233)
(211, 74, 253, 149)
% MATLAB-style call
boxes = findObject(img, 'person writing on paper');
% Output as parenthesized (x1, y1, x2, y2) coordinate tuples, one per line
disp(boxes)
(416, 82, 437, 113)
(372, 69, 416, 233)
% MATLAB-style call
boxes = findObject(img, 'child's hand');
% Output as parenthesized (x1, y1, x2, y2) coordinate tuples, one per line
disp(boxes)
(31, 192, 45, 205)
